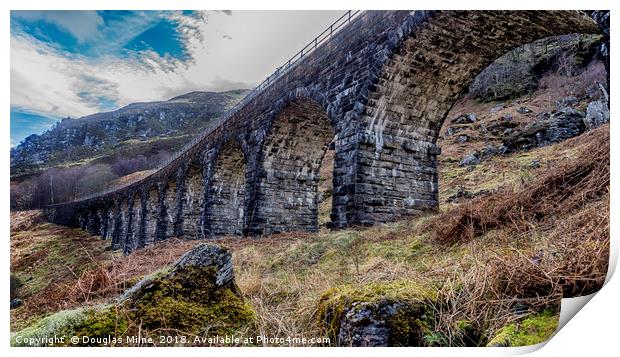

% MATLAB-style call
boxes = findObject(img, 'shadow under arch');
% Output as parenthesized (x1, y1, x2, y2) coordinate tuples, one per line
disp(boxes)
(249, 96, 337, 235)
(204, 138, 248, 237)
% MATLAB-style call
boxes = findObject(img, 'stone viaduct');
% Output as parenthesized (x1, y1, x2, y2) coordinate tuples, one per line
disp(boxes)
(44, 10, 601, 254)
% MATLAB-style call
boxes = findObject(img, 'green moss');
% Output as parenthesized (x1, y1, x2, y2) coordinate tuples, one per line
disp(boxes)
(128, 266, 255, 337)
(316, 280, 436, 345)
(487, 309, 559, 347)
(11, 308, 89, 346)
(387, 304, 435, 346)
(14, 265, 256, 346)
(71, 306, 129, 346)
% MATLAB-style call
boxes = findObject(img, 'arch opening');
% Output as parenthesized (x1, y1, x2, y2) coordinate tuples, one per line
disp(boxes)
(355, 11, 600, 225)
(142, 186, 159, 247)
(205, 139, 247, 236)
(179, 162, 206, 238)
(162, 178, 177, 239)
(438, 32, 607, 204)
(252, 98, 336, 235)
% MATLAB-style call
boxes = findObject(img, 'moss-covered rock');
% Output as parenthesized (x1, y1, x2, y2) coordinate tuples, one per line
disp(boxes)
(487, 309, 559, 347)
(316, 280, 436, 346)
(12, 244, 256, 346)
(126, 264, 255, 336)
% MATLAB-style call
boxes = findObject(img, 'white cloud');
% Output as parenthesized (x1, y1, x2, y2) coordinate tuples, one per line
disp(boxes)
(12, 10, 104, 43)
(10, 10, 343, 121)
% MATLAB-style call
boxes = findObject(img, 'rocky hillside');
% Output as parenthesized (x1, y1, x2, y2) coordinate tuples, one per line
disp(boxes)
(10, 89, 248, 177)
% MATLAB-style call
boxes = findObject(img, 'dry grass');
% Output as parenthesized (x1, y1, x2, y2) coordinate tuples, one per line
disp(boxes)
(10, 210, 45, 232)
(68, 238, 204, 303)
(423, 125, 609, 344)
(10, 122, 609, 346)
(10, 220, 113, 331)
(428, 125, 609, 246)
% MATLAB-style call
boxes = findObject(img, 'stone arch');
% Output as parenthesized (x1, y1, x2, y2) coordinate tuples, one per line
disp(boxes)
(353, 10, 599, 224)
(251, 97, 336, 234)
(204, 139, 247, 237)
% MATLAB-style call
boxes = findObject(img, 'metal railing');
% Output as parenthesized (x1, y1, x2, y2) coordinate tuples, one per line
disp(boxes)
(54, 10, 362, 206)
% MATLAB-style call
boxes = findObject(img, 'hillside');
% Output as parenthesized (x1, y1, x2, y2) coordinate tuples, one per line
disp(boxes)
(10, 89, 249, 177)
(10, 123, 609, 345)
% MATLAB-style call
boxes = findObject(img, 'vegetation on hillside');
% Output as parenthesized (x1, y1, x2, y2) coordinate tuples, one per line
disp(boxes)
(10, 123, 609, 346)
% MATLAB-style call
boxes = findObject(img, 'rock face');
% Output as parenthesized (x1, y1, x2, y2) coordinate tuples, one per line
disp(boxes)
(589, 11, 610, 97)
(501, 108, 586, 153)
(468, 33, 601, 102)
(172, 243, 235, 287)
(584, 100, 610, 130)
(10, 90, 248, 175)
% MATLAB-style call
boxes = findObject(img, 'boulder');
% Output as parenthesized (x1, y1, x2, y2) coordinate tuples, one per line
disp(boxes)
(517, 106, 533, 114)
(172, 243, 235, 287)
(317, 281, 436, 347)
(10, 298, 23, 310)
(583, 100, 610, 130)
(500, 108, 586, 153)
(451, 113, 477, 124)
(445, 126, 463, 137)
(459, 153, 480, 167)
(456, 135, 469, 144)
(490, 104, 505, 113)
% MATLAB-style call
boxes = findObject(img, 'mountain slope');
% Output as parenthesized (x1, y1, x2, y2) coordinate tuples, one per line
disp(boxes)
(10, 89, 248, 177)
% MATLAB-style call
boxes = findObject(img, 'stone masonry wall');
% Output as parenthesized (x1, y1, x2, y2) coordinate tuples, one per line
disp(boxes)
(43, 11, 601, 253)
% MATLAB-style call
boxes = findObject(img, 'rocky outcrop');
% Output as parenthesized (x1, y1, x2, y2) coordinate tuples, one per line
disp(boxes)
(469, 33, 602, 102)
(588, 11, 610, 99)
(500, 108, 586, 153)
(584, 100, 610, 130)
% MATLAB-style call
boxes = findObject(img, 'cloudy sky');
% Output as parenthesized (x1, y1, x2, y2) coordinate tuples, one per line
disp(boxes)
(10, 10, 341, 146)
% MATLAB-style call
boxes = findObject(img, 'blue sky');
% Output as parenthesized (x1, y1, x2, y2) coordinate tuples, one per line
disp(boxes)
(10, 10, 340, 146)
